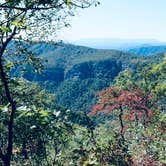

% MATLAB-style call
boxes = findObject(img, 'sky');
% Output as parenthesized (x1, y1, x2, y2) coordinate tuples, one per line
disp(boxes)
(59, 0, 166, 42)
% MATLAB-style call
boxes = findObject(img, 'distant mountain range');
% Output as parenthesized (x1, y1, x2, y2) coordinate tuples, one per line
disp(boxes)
(72, 38, 166, 50)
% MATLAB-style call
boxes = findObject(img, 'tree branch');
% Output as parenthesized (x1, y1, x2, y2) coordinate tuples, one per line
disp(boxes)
(71, 1, 92, 8)
(0, 27, 17, 57)
(119, 106, 125, 141)
(0, 11, 25, 27)
(0, 2, 65, 11)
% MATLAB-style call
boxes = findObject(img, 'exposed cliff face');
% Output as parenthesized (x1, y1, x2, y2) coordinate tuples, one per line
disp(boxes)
(65, 60, 122, 80)
(23, 58, 122, 85)
(35, 68, 64, 82)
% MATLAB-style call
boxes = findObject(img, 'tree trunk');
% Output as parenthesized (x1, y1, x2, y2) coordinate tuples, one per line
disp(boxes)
(3, 156, 11, 166)
(0, 57, 16, 166)
(0, 29, 17, 165)
(119, 106, 125, 142)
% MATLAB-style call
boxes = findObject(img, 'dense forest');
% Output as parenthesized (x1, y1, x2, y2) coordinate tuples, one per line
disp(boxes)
(12, 42, 165, 113)
(0, 0, 166, 166)
(1, 41, 166, 166)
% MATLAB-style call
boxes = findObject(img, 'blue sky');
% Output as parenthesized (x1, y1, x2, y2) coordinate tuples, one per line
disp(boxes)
(59, 0, 166, 42)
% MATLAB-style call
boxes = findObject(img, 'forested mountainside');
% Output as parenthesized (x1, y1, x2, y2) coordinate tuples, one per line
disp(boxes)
(12, 42, 165, 112)
(127, 45, 166, 56)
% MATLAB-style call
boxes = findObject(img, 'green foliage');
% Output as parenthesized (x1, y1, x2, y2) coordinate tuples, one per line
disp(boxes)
(0, 77, 75, 165)
(1, 50, 166, 165)
(87, 56, 166, 166)
(11, 42, 165, 116)
(0, 26, 12, 33)
(54, 56, 122, 111)
(114, 69, 136, 90)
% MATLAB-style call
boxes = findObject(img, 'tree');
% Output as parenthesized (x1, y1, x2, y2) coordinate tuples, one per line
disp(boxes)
(0, 0, 99, 165)
(89, 86, 154, 138)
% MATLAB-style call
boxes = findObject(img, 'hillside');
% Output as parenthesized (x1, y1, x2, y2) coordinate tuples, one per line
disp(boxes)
(26, 42, 126, 112)
(30, 42, 135, 69)
(21, 42, 138, 81)
(12, 42, 164, 112)
(127, 45, 166, 56)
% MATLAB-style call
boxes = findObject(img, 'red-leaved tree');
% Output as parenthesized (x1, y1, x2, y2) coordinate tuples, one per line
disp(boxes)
(89, 87, 153, 136)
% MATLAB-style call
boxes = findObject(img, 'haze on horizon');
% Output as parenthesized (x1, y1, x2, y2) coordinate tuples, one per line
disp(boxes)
(59, 0, 166, 42)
